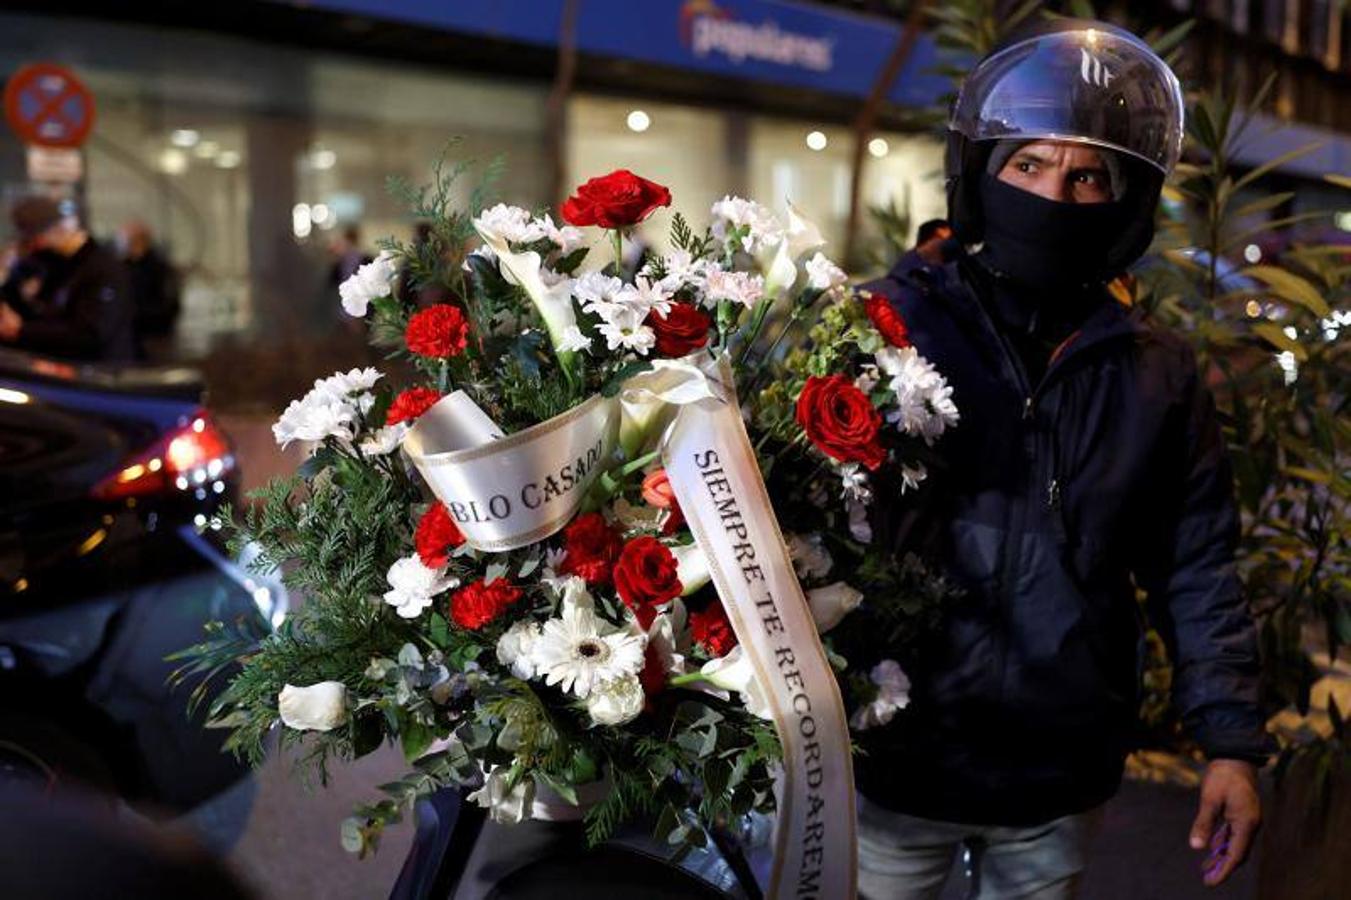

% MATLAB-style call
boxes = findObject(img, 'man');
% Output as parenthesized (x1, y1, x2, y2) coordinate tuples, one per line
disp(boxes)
(117, 219, 182, 358)
(892, 218, 954, 284)
(858, 21, 1269, 899)
(0, 196, 135, 362)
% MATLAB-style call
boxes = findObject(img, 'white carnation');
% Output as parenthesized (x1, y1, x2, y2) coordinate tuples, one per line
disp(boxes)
(383, 555, 458, 619)
(497, 620, 543, 679)
(359, 423, 409, 457)
(586, 675, 645, 726)
(805, 252, 847, 291)
(710, 195, 784, 255)
(704, 269, 765, 309)
(473, 203, 547, 246)
(849, 660, 911, 731)
(338, 251, 398, 317)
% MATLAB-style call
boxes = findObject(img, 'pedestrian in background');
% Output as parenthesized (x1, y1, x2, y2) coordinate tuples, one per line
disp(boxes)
(117, 220, 182, 360)
(891, 218, 955, 287)
(0, 196, 135, 363)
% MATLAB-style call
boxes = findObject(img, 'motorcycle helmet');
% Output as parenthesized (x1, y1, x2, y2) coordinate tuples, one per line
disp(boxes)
(945, 19, 1186, 274)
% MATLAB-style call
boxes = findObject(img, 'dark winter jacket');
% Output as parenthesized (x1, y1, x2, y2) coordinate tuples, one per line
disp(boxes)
(5, 239, 135, 363)
(856, 256, 1271, 827)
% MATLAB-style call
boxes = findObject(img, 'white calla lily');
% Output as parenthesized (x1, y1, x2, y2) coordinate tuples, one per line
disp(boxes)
(784, 200, 827, 261)
(474, 225, 577, 360)
(699, 647, 772, 719)
(670, 543, 712, 597)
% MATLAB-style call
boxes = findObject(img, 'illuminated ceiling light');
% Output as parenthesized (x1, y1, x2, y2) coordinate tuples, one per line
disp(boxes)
(310, 203, 331, 225)
(312, 149, 337, 169)
(170, 129, 200, 148)
(292, 203, 313, 239)
(194, 140, 220, 159)
(158, 148, 188, 175)
(1243, 243, 1261, 263)
(216, 150, 241, 169)
(1244, 299, 1262, 318)
(1335, 210, 1351, 232)
(868, 137, 889, 158)
(805, 130, 828, 151)
(626, 109, 651, 133)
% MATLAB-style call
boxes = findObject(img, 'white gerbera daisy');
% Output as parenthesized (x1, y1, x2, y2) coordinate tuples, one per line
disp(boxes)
(531, 596, 645, 698)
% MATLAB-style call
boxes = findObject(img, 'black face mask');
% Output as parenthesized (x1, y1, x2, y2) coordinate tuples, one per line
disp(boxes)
(977, 173, 1130, 294)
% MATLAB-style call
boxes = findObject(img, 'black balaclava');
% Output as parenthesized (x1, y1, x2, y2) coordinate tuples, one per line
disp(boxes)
(976, 171, 1132, 298)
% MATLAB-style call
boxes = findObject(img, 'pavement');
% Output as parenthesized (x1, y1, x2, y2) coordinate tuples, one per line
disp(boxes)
(215, 415, 1265, 900)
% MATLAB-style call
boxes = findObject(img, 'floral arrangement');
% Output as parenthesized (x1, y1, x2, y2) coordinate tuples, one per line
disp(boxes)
(183, 158, 960, 862)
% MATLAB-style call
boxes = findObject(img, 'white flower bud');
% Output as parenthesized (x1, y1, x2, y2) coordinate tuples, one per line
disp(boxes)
(806, 581, 864, 634)
(278, 681, 348, 732)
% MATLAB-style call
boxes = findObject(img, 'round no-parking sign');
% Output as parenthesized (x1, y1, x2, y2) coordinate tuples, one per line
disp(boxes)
(3, 62, 95, 148)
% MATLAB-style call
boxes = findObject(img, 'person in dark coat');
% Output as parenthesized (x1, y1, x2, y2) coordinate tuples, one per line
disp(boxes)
(118, 219, 182, 357)
(0, 196, 135, 363)
(891, 218, 954, 285)
(856, 21, 1269, 899)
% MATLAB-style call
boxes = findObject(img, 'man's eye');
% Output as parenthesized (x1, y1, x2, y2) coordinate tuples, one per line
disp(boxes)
(1073, 171, 1104, 185)
(1016, 161, 1036, 174)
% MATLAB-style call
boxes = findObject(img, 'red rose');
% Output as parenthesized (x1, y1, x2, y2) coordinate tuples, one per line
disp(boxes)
(449, 577, 523, 630)
(795, 374, 886, 470)
(645, 302, 711, 357)
(405, 304, 470, 358)
(689, 600, 737, 657)
(613, 536, 682, 628)
(863, 293, 911, 348)
(639, 642, 668, 702)
(386, 387, 443, 426)
(415, 502, 465, 568)
(559, 512, 623, 586)
(560, 169, 672, 229)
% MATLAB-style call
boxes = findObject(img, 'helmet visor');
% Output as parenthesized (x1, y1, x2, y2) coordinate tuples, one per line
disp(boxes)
(949, 26, 1185, 175)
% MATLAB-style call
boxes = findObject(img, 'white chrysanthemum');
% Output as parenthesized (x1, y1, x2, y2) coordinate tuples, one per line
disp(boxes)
(531, 595, 646, 698)
(617, 275, 673, 317)
(556, 324, 593, 353)
(497, 620, 543, 679)
(704, 269, 765, 309)
(787, 532, 833, 580)
(647, 249, 714, 294)
(849, 660, 911, 731)
(272, 368, 383, 449)
(339, 251, 398, 317)
(710, 195, 784, 254)
(272, 397, 355, 449)
(358, 423, 408, 457)
(597, 305, 656, 355)
(474, 203, 547, 246)
(383, 555, 458, 619)
(586, 675, 645, 726)
(805, 252, 847, 291)
(876, 346, 960, 445)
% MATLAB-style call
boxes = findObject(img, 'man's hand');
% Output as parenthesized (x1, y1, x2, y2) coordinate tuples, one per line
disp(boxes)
(1189, 759, 1261, 887)
(0, 302, 21, 342)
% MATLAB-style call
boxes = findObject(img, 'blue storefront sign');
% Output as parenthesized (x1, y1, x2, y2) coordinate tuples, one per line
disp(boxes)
(280, 0, 954, 108)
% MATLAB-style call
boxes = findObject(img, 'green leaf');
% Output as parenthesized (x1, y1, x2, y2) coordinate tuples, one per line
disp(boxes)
(1148, 19, 1195, 57)
(429, 613, 451, 648)
(1230, 192, 1294, 221)
(1281, 466, 1331, 484)
(1242, 266, 1332, 318)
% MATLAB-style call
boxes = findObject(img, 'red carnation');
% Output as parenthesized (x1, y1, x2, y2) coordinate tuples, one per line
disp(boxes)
(559, 512, 623, 586)
(405, 304, 470, 358)
(415, 502, 465, 568)
(613, 536, 682, 629)
(690, 600, 738, 657)
(386, 387, 443, 426)
(449, 577, 523, 630)
(795, 374, 886, 470)
(561, 169, 672, 229)
(646, 302, 711, 357)
(863, 293, 911, 348)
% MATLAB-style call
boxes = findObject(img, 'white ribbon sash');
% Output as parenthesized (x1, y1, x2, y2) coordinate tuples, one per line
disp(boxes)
(661, 359, 856, 900)
(401, 362, 857, 898)
(403, 390, 619, 552)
